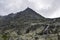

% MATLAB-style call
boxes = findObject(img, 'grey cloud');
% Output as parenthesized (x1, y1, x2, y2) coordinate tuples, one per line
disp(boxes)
(0, 0, 28, 15)
(38, 0, 60, 18)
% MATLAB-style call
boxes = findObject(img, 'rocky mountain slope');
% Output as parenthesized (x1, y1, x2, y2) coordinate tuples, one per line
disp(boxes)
(0, 8, 60, 40)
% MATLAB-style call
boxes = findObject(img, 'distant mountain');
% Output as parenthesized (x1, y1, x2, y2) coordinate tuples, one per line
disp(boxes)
(0, 8, 46, 32)
(0, 8, 47, 28)
(0, 7, 60, 40)
(0, 7, 59, 30)
(1, 8, 46, 22)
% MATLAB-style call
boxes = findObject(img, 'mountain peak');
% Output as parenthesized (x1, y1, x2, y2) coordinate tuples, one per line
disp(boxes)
(25, 7, 32, 10)
(24, 7, 34, 12)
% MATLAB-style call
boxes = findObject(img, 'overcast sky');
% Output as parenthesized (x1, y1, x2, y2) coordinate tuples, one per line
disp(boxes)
(0, 0, 60, 18)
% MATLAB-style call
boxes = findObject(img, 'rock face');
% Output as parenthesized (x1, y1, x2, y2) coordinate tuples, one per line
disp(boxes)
(0, 7, 60, 40)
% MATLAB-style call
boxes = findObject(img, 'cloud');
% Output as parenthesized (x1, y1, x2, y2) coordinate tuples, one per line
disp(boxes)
(0, 0, 28, 15)
(28, 0, 53, 9)
(50, 8, 60, 18)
